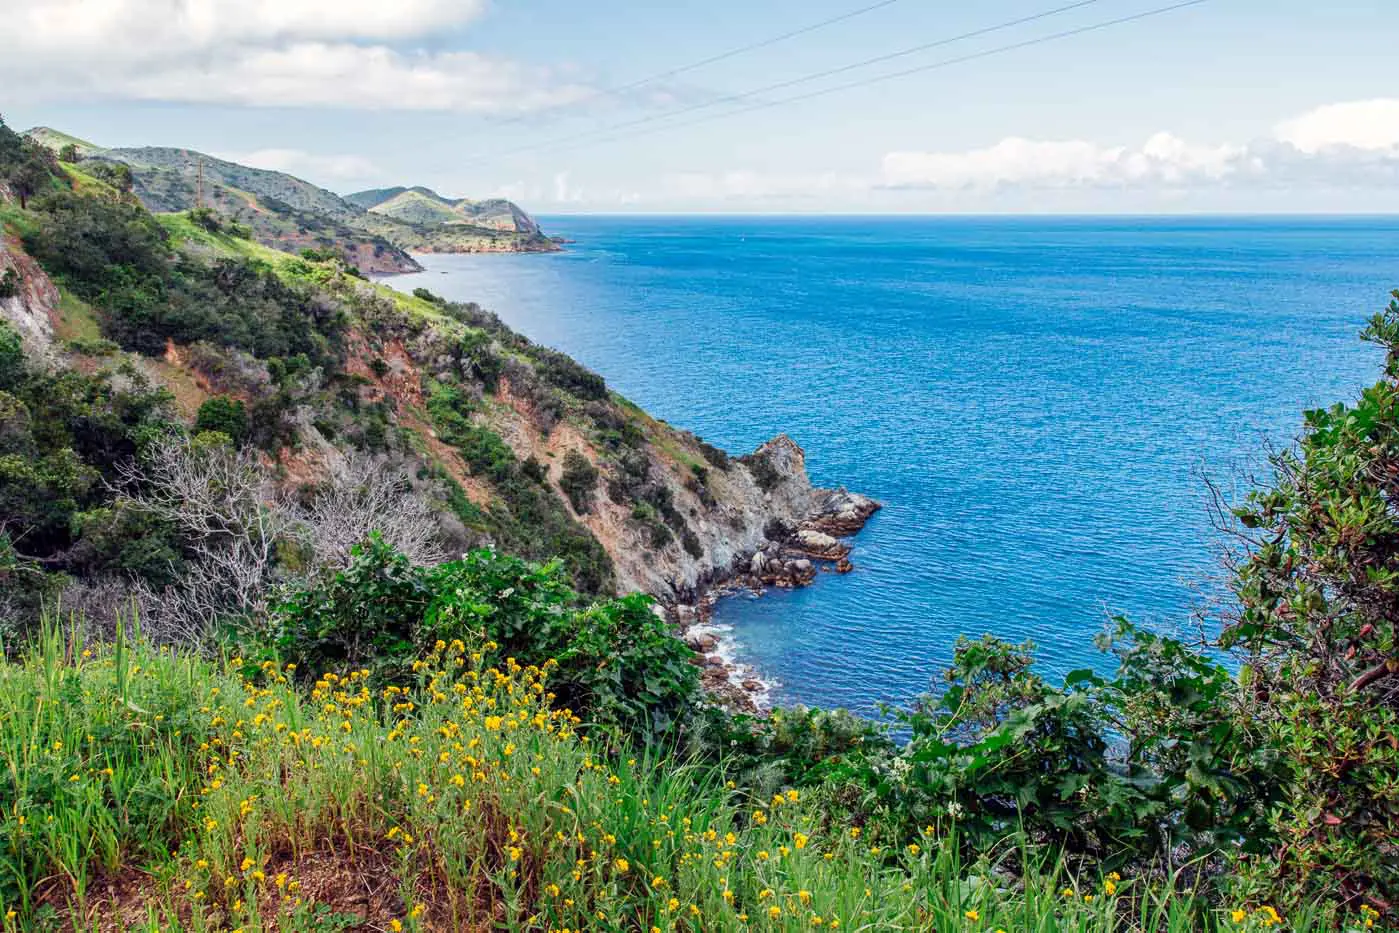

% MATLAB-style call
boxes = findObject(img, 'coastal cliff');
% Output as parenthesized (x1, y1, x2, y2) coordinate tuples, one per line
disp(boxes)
(1, 118, 878, 711)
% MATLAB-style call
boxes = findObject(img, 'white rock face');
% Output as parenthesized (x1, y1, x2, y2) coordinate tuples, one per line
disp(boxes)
(607, 434, 819, 598)
(0, 235, 58, 363)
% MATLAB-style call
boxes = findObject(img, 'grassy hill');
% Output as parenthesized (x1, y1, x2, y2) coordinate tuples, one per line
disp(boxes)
(348, 184, 554, 251)
(21, 129, 557, 268)
(22, 126, 101, 157)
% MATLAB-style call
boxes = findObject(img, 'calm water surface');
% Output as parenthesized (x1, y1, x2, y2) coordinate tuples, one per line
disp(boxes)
(386, 216, 1399, 715)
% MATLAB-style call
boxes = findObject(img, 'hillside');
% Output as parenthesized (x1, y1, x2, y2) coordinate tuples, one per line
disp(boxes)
(0, 115, 875, 700)
(20, 128, 559, 270)
(350, 185, 544, 235)
(347, 184, 555, 254)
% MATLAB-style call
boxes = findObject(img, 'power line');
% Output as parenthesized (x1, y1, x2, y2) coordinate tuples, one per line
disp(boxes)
(467, 0, 1111, 166)
(483, 0, 908, 131)
(472, 0, 1209, 168)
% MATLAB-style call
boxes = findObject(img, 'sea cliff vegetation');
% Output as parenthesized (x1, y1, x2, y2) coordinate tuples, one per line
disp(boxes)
(3, 116, 1398, 930)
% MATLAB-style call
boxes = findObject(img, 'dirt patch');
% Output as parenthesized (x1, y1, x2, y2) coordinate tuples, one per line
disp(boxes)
(137, 354, 211, 419)
(41, 865, 164, 933)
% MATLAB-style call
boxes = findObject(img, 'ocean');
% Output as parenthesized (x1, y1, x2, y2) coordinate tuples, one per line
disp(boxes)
(385, 215, 1399, 717)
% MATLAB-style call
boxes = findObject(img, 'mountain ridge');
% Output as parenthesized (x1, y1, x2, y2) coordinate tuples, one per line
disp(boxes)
(20, 127, 558, 270)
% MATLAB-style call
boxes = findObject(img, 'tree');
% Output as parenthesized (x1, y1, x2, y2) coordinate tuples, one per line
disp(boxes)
(1221, 289, 1399, 912)
(58, 143, 80, 163)
(8, 157, 50, 210)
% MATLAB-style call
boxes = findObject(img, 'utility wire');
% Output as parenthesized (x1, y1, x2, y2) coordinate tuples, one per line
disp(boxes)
(467, 0, 1111, 166)
(484, 0, 908, 130)
(550, 0, 1212, 159)
(470, 0, 1209, 168)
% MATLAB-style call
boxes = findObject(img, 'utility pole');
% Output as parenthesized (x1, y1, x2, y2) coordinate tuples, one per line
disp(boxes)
(196, 157, 204, 210)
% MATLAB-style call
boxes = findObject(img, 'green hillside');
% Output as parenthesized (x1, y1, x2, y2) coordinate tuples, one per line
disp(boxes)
(349, 184, 549, 243)
(367, 187, 464, 225)
(22, 126, 101, 157)
(21, 128, 557, 262)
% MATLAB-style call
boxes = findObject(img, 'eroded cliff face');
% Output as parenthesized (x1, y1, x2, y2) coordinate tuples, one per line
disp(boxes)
(335, 288, 879, 607)
(0, 233, 59, 363)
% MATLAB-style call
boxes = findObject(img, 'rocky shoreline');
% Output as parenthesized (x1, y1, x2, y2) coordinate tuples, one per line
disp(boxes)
(665, 487, 881, 713)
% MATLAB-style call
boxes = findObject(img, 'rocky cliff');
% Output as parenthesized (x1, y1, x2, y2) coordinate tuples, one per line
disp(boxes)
(0, 233, 58, 363)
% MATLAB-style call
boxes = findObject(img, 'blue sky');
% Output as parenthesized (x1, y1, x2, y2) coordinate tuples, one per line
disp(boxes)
(4, 0, 1398, 212)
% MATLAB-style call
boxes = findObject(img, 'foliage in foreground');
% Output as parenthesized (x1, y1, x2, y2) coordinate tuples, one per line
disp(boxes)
(1, 625, 1309, 933)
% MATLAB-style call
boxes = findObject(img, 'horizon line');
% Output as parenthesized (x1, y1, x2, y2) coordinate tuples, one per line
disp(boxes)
(534, 209, 1399, 218)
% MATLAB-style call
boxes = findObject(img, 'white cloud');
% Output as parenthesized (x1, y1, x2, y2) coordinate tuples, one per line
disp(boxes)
(107, 44, 592, 113)
(13, 0, 486, 57)
(882, 133, 1257, 190)
(0, 0, 593, 113)
(219, 148, 379, 182)
(641, 99, 1399, 211)
(1274, 99, 1399, 154)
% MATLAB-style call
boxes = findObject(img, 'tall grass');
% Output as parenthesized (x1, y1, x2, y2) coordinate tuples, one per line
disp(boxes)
(0, 625, 1324, 931)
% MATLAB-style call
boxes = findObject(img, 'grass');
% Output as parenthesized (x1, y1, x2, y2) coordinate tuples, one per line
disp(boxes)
(0, 622, 1322, 933)
(53, 286, 101, 344)
(60, 165, 119, 199)
(156, 213, 295, 267)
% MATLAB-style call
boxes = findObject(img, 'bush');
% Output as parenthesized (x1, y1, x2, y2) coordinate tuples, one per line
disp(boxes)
(740, 450, 782, 492)
(559, 449, 600, 514)
(529, 346, 607, 401)
(194, 395, 249, 444)
(189, 206, 221, 233)
(1220, 290, 1399, 910)
(0, 323, 175, 581)
(272, 538, 697, 739)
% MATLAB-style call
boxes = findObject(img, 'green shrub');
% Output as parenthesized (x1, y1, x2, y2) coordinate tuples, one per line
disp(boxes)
(272, 537, 697, 740)
(529, 345, 607, 401)
(740, 450, 782, 492)
(1220, 290, 1399, 911)
(194, 395, 249, 444)
(559, 449, 600, 514)
(0, 324, 174, 575)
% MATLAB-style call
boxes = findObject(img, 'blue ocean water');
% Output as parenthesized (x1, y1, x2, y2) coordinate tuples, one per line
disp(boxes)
(386, 216, 1399, 716)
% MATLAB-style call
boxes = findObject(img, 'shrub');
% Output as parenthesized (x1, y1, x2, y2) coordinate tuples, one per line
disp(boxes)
(529, 345, 607, 401)
(272, 538, 697, 739)
(1220, 290, 1399, 911)
(559, 449, 600, 514)
(741, 450, 782, 492)
(194, 395, 249, 444)
(189, 206, 222, 233)
(0, 268, 18, 299)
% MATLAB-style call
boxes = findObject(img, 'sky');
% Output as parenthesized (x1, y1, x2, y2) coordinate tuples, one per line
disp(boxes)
(3, 0, 1398, 213)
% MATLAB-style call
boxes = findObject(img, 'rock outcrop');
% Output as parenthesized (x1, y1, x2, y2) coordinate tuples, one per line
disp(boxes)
(0, 234, 59, 363)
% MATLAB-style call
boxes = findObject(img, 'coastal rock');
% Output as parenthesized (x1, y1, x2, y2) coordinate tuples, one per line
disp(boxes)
(806, 489, 882, 537)
(794, 529, 848, 560)
(687, 633, 719, 653)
